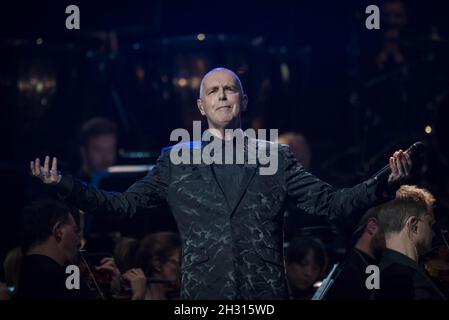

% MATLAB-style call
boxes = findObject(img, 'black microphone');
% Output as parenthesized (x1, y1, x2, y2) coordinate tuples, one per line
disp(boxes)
(366, 141, 425, 187)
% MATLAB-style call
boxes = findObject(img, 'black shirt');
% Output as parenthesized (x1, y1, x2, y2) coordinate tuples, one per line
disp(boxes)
(211, 138, 247, 210)
(325, 248, 378, 300)
(374, 249, 447, 300)
(16, 254, 93, 300)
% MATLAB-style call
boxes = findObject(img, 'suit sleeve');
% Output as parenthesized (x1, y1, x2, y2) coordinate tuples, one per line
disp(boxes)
(55, 149, 170, 219)
(283, 145, 391, 220)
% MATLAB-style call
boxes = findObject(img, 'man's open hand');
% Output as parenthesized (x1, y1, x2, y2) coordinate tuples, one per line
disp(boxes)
(30, 156, 62, 185)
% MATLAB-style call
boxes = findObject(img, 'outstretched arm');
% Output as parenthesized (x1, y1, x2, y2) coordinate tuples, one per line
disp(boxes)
(30, 152, 170, 219)
(283, 146, 411, 220)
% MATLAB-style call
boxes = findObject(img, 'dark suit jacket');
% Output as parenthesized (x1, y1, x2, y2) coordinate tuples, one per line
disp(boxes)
(374, 249, 447, 300)
(57, 137, 388, 299)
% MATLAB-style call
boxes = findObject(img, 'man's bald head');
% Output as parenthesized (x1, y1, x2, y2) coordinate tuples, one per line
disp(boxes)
(199, 67, 244, 99)
(196, 67, 248, 132)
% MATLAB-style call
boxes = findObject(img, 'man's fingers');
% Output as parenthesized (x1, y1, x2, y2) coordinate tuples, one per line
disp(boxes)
(97, 266, 114, 273)
(100, 257, 109, 264)
(35, 158, 41, 176)
(43, 156, 50, 176)
(123, 270, 134, 277)
(405, 152, 412, 169)
(135, 269, 143, 276)
(397, 150, 408, 176)
(102, 261, 114, 269)
(100, 257, 113, 265)
(122, 273, 130, 281)
(399, 155, 410, 176)
(389, 157, 397, 175)
(123, 270, 138, 279)
(396, 157, 405, 176)
(51, 157, 58, 177)
(30, 161, 35, 175)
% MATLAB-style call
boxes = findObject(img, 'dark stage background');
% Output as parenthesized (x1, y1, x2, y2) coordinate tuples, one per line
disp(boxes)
(1, 0, 449, 275)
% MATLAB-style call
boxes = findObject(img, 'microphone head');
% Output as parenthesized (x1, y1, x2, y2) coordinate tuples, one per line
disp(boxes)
(407, 141, 426, 157)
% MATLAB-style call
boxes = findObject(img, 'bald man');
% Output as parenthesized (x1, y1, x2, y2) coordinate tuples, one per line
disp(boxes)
(31, 67, 412, 299)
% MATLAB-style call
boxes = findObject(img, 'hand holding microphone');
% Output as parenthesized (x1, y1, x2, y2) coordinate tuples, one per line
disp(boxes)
(368, 141, 424, 186)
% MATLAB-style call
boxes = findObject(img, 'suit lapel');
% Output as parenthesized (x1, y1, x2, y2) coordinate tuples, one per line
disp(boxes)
(229, 163, 258, 217)
(196, 162, 233, 211)
(229, 136, 260, 216)
(195, 141, 233, 211)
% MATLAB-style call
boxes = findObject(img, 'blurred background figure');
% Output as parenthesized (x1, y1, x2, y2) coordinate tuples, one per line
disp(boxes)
(76, 117, 121, 253)
(374, 185, 446, 300)
(425, 243, 449, 298)
(77, 117, 118, 183)
(15, 199, 89, 299)
(278, 133, 339, 259)
(284, 236, 328, 300)
(123, 232, 181, 300)
(113, 237, 139, 274)
(2, 247, 23, 299)
(376, 0, 410, 69)
(0, 282, 8, 300)
(278, 132, 311, 171)
(278, 132, 323, 242)
(325, 208, 385, 300)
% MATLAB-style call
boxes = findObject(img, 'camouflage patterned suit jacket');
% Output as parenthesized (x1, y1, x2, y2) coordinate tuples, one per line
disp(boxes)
(57, 138, 387, 299)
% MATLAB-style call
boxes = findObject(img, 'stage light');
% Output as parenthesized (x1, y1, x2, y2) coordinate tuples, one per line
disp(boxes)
(36, 82, 44, 92)
(190, 76, 201, 90)
(425, 125, 432, 134)
(177, 77, 188, 87)
(280, 63, 290, 82)
(135, 66, 145, 80)
(197, 33, 206, 41)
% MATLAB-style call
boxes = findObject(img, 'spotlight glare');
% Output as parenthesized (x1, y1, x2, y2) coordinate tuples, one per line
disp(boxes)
(177, 78, 188, 87)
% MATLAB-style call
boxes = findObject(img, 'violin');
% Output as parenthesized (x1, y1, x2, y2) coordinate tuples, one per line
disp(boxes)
(424, 229, 449, 291)
(78, 250, 110, 300)
(76, 210, 112, 299)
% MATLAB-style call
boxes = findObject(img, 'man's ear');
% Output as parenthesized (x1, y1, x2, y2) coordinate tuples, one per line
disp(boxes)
(197, 99, 206, 116)
(407, 216, 419, 234)
(366, 218, 378, 236)
(52, 222, 63, 242)
(241, 94, 248, 112)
